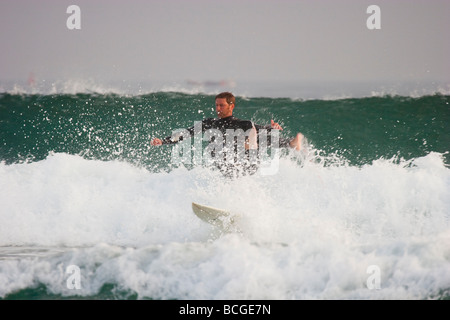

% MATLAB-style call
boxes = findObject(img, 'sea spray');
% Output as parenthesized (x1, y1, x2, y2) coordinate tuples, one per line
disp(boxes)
(1, 90, 449, 299)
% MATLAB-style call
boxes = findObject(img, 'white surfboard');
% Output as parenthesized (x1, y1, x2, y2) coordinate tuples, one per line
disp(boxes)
(192, 202, 237, 231)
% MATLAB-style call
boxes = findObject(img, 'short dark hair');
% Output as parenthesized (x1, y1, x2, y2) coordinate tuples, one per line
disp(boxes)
(215, 92, 235, 105)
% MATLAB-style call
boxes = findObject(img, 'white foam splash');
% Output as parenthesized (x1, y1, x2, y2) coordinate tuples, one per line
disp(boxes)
(1, 79, 449, 99)
(0, 152, 449, 299)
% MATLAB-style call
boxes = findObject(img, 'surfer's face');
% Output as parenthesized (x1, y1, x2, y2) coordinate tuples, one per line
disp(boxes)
(215, 98, 234, 118)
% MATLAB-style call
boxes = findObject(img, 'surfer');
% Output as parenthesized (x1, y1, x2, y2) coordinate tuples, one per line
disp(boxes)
(151, 92, 303, 150)
(151, 92, 303, 176)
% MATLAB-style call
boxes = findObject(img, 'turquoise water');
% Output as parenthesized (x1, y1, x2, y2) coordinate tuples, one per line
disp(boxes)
(1, 85, 449, 300)
(1, 91, 448, 166)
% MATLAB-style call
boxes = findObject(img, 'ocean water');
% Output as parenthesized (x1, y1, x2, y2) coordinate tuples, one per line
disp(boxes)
(0, 80, 449, 300)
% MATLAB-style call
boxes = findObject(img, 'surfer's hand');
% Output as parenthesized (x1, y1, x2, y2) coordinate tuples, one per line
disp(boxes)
(151, 138, 163, 146)
(271, 119, 283, 130)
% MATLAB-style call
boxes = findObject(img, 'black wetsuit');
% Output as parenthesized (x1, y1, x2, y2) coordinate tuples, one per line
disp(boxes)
(161, 116, 290, 146)
(161, 116, 290, 177)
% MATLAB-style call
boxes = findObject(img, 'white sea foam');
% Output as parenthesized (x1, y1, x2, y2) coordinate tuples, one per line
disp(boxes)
(1, 78, 449, 99)
(0, 152, 449, 299)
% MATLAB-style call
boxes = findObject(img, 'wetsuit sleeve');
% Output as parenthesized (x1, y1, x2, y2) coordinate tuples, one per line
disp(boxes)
(161, 118, 213, 145)
(161, 135, 184, 145)
(254, 123, 272, 131)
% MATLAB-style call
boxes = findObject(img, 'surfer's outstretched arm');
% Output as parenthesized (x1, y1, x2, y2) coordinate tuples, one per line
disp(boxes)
(151, 120, 210, 146)
(151, 133, 189, 146)
(266, 119, 303, 151)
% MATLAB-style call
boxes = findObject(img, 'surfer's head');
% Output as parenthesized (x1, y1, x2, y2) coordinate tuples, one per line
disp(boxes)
(215, 92, 235, 119)
(215, 92, 235, 105)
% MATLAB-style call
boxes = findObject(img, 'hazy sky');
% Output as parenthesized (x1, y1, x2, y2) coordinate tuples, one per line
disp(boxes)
(1, 0, 449, 87)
